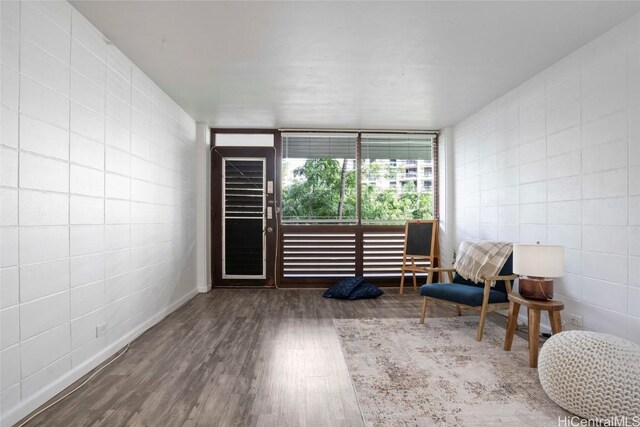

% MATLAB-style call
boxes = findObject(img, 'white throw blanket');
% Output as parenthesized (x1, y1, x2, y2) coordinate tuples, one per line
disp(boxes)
(453, 241, 513, 284)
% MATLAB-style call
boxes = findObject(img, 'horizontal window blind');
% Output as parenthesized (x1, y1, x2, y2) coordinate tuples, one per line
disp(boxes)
(282, 133, 357, 159)
(361, 134, 434, 160)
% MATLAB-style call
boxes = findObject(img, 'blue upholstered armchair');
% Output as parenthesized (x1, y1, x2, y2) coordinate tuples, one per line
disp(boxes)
(418, 254, 518, 341)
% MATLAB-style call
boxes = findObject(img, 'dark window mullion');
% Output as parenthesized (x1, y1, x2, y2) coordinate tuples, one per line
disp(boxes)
(356, 132, 363, 275)
(356, 132, 362, 226)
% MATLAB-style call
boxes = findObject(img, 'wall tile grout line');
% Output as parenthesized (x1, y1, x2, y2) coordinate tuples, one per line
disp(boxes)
(127, 47, 133, 339)
(67, 4, 74, 376)
(626, 36, 631, 334)
(15, 0, 24, 401)
(99, 22, 107, 353)
(578, 41, 584, 306)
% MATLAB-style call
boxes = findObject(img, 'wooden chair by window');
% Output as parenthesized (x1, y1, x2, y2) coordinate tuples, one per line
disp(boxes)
(418, 245, 518, 341)
(399, 220, 439, 294)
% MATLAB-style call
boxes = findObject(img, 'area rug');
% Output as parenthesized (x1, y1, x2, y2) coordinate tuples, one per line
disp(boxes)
(334, 317, 570, 426)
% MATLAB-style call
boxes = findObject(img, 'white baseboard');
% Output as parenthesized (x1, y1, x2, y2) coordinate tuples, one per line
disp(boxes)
(1, 289, 198, 427)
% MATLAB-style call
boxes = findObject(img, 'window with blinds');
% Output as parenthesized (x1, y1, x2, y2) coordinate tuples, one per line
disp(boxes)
(281, 133, 358, 224)
(278, 131, 436, 282)
(280, 132, 435, 225)
(360, 134, 435, 224)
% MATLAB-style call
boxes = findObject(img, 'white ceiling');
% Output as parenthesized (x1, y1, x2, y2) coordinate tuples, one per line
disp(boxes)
(71, 1, 640, 130)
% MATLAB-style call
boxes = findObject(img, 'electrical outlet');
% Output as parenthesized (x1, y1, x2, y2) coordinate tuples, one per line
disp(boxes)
(96, 323, 108, 337)
(567, 313, 583, 328)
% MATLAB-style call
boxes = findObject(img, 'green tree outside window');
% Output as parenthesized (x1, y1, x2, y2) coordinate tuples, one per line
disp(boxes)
(282, 158, 433, 224)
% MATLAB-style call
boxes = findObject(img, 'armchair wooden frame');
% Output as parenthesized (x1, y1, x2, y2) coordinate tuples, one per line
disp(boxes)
(418, 267, 518, 341)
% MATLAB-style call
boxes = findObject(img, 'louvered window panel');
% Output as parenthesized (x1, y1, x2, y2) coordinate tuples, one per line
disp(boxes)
(224, 160, 264, 219)
(363, 230, 427, 277)
(362, 230, 405, 277)
(282, 231, 356, 277)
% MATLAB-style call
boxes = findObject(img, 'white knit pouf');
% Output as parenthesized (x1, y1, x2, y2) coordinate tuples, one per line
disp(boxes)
(538, 331, 640, 420)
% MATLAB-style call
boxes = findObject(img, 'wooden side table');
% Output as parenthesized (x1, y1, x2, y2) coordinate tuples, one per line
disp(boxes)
(503, 293, 564, 368)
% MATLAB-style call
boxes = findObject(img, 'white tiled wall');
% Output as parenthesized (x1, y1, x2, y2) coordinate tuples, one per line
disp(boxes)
(0, 1, 197, 423)
(453, 13, 640, 343)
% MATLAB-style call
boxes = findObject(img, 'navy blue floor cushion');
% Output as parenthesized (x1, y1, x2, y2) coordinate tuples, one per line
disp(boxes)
(348, 283, 384, 300)
(323, 276, 383, 300)
(323, 276, 365, 299)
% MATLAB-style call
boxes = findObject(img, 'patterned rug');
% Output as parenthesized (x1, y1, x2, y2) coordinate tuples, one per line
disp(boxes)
(334, 317, 569, 426)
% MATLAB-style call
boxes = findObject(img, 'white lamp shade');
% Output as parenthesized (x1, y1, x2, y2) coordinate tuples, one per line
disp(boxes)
(513, 244, 565, 277)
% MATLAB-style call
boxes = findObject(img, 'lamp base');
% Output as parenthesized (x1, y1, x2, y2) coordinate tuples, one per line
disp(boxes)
(519, 277, 554, 300)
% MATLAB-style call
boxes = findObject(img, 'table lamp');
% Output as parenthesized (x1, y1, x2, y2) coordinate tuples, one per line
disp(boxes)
(512, 243, 564, 300)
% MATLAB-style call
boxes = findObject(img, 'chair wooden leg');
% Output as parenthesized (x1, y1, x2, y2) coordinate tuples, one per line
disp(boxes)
(504, 301, 520, 351)
(399, 270, 405, 295)
(528, 308, 541, 368)
(550, 310, 562, 335)
(476, 281, 492, 341)
(412, 271, 417, 292)
(419, 297, 428, 324)
(476, 305, 488, 341)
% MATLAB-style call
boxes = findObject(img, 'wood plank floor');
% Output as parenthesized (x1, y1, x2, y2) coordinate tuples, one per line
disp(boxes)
(22, 288, 509, 427)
